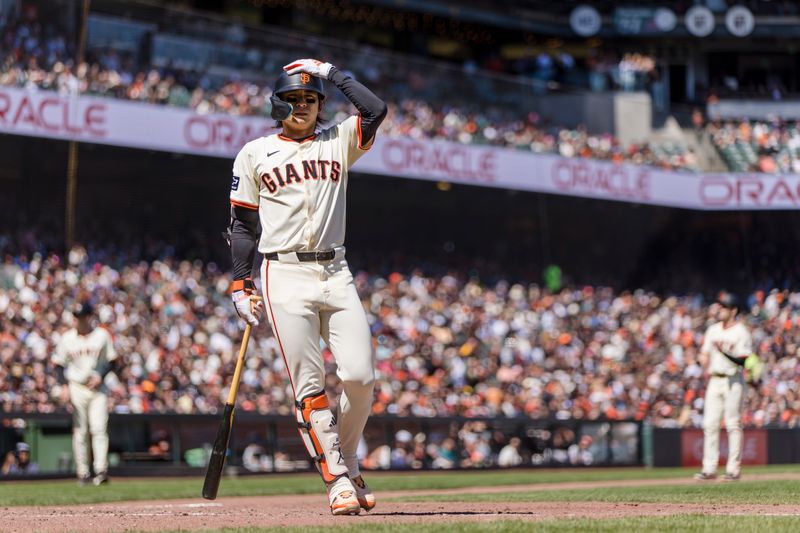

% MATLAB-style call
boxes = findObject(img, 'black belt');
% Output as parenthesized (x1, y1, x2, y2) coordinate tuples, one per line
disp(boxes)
(712, 373, 735, 378)
(265, 250, 335, 262)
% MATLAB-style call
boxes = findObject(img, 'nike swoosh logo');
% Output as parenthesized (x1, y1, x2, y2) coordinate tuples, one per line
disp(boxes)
(267, 150, 280, 157)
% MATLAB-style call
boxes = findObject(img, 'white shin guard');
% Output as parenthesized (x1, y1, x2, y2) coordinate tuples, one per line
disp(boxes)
(295, 391, 349, 484)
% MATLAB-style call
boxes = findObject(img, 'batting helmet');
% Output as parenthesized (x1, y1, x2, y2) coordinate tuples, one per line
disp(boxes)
(716, 291, 740, 312)
(273, 72, 325, 100)
(74, 302, 94, 318)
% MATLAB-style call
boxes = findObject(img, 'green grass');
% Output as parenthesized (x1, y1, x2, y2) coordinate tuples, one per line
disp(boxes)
(396, 478, 800, 505)
(161, 516, 800, 533)
(1, 465, 799, 506)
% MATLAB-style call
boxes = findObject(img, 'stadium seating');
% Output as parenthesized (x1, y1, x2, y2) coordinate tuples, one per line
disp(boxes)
(708, 119, 800, 174)
(0, 5, 697, 171)
(0, 242, 796, 430)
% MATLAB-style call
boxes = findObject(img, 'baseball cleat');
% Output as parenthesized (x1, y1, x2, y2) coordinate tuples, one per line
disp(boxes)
(351, 475, 376, 511)
(329, 489, 361, 515)
(77, 474, 92, 487)
(93, 471, 109, 486)
(721, 473, 741, 482)
(693, 472, 717, 481)
(327, 478, 361, 515)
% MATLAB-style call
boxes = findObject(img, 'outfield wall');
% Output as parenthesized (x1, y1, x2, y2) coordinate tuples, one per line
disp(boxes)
(0, 413, 641, 477)
(650, 427, 797, 467)
(4, 413, 796, 478)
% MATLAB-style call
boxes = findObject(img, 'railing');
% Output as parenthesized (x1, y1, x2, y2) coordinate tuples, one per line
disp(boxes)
(0, 412, 643, 477)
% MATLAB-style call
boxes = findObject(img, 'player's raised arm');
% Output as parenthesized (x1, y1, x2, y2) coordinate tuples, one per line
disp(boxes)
(284, 59, 388, 146)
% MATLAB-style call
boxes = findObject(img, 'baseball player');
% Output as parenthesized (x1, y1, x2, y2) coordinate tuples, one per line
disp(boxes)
(53, 303, 118, 486)
(227, 58, 387, 515)
(694, 292, 752, 482)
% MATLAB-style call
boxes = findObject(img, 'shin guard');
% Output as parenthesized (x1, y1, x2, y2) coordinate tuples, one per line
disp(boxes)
(295, 391, 349, 484)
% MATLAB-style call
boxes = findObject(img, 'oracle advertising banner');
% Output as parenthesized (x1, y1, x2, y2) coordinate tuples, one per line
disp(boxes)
(680, 428, 768, 467)
(3, 86, 800, 211)
(358, 140, 800, 211)
(0, 86, 276, 157)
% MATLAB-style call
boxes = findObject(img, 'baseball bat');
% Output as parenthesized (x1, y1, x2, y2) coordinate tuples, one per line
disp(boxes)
(202, 299, 260, 500)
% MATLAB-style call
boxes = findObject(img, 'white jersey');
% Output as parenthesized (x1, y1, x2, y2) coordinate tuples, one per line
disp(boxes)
(230, 115, 370, 254)
(701, 321, 752, 376)
(53, 327, 117, 385)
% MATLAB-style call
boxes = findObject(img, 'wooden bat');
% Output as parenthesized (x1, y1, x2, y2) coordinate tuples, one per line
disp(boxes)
(202, 298, 260, 500)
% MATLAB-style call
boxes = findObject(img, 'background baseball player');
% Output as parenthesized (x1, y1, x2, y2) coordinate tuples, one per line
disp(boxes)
(53, 303, 118, 486)
(226, 58, 387, 515)
(694, 292, 752, 482)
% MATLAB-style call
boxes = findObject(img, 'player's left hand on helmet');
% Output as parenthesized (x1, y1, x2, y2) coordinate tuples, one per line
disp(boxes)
(283, 58, 334, 80)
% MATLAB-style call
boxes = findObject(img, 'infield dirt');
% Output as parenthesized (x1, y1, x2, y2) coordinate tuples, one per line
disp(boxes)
(3, 472, 800, 532)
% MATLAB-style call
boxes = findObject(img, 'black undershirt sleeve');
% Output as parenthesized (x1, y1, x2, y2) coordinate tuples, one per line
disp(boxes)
(228, 205, 260, 280)
(328, 67, 387, 145)
(96, 358, 116, 378)
(720, 349, 747, 367)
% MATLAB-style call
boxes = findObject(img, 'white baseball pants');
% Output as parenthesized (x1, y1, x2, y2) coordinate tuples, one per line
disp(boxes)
(69, 382, 110, 477)
(702, 374, 744, 476)
(261, 254, 375, 477)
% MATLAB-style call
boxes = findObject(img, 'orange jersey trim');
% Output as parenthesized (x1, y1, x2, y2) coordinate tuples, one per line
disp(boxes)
(99, 324, 115, 341)
(278, 133, 317, 143)
(230, 199, 258, 210)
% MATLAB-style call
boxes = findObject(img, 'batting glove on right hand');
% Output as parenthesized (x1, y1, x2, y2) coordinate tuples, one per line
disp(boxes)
(283, 58, 334, 80)
(231, 279, 263, 327)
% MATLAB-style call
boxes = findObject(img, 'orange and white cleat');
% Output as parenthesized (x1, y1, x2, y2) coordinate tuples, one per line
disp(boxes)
(351, 475, 376, 511)
(328, 478, 361, 516)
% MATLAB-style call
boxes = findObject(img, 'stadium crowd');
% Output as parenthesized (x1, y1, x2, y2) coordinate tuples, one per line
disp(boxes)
(17, 1, 800, 175)
(1, 243, 799, 433)
(707, 118, 800, 174)
(0, 4, 698, 171)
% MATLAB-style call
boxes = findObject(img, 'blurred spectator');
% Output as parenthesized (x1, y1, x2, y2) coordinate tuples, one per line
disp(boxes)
(362, 443, 391, 470)
(497, 436, 523, 467)
(390, 429, 413, 468)
(431, 438, 458, 469)
(1, 442, 39, 475)
(147, 430, 171, 460)
(568, 435, 595, 466)
(242, 440, 273, 472)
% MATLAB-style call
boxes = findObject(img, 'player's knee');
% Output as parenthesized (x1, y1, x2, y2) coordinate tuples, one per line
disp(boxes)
(725, 418, 742, 431)
(339, 368, 375, 388)
(89, 423, 107, 435)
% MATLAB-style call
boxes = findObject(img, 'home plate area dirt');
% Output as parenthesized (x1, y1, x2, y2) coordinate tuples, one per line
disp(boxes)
(4, 475, 800, 532)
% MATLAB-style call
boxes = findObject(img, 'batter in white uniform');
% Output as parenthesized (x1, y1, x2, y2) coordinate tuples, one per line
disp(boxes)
(226, 58, 386, 515)
(53, 303, 117, 486)
(694, 292, 751, 482)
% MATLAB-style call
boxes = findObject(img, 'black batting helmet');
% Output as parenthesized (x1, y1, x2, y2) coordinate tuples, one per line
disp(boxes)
(716, 291, 740, 312)
(74, 302, 94, 318)
(273, 72, 325, 100)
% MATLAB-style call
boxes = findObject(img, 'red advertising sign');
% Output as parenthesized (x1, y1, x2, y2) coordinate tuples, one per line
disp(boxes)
(681, 428, 767, 466)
